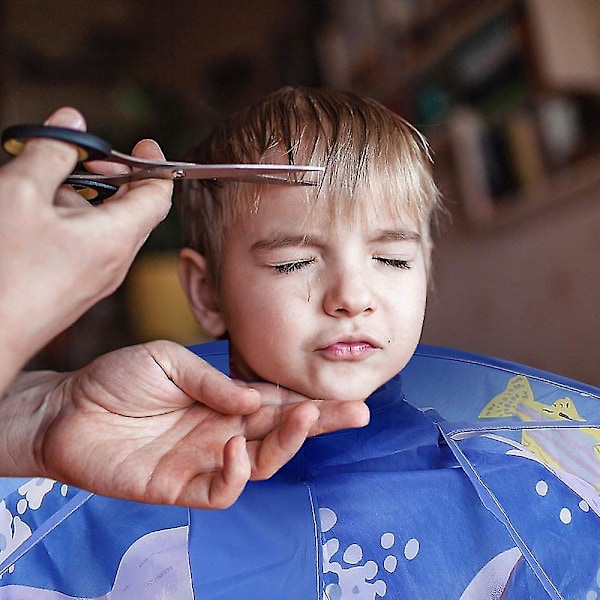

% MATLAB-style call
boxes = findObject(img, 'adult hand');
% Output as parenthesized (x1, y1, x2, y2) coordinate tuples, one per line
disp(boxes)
(3, 341, 369, 509)
(0, 107, 173, 389)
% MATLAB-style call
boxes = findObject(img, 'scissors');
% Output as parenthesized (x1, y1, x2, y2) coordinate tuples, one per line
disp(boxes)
(1, 124, 324, 203)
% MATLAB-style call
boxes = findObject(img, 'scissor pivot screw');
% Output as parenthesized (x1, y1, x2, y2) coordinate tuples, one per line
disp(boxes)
(172, 170, 186, 179)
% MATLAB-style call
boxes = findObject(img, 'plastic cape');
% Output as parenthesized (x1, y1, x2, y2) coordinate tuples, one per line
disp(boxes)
(0, 342, 599, 600)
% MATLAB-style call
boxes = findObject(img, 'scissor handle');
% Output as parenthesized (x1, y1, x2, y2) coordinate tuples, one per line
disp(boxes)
(65, 173, 119, 204)
(2, 125, 111, 162)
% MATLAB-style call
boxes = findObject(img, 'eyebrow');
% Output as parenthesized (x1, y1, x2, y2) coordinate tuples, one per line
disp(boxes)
(374, 230, 421, 243)
(251, 229, 421, 251)
(251, 235, 312, 251)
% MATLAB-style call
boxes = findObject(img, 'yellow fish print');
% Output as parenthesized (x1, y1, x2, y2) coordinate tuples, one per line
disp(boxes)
(480, 375, 600, 491)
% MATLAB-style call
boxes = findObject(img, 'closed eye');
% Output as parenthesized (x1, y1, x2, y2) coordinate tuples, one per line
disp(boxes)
(273, 259, 315, 274)
(374, 257, 411, 269)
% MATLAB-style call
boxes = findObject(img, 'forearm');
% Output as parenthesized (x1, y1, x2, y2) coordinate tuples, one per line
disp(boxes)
(0, 324, 31, 398)
(0, 356, 23, 400)
(0, 292, 65, 396)
(0, 370, 66, 477)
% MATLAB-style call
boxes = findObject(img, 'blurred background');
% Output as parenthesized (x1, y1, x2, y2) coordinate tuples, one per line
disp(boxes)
(3, 0, 600, 386)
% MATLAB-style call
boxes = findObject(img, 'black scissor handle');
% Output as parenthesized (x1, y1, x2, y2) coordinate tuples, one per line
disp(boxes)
(2, 125, 111, 162)
(65, 173, 119, 204)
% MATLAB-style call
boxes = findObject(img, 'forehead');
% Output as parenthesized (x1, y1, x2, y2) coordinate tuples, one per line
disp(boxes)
(230, 181, 422, 237)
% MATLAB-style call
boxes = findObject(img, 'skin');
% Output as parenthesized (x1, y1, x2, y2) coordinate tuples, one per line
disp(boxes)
(0, 107, 172, 391)
(180, 183, 429, 403)
(0, 108, 369, 509)
(4, 341, 367, 508)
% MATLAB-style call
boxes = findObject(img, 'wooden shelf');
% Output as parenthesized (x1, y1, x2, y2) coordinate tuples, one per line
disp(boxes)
(404, 0, 600, 231)
(401, 0, 516, 82)
(483, 151, 600, 230)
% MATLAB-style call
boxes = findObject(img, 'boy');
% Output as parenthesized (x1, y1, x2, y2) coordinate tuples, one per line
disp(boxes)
(177, 86, 440, 404)
(177, 88, 600, 599)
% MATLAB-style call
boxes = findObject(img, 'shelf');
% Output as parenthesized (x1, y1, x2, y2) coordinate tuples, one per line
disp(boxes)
(486, 151, 600, 229)
(401, 0, 516, 83)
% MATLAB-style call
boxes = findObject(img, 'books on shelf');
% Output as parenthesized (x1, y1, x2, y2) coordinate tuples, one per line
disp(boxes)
(447, 106, 496, 224)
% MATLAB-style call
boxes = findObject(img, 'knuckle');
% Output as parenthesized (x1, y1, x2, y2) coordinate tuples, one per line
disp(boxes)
(3, 172, 39, 200)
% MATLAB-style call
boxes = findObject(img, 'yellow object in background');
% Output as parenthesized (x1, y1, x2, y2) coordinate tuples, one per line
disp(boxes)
(126, 253, 210, 346)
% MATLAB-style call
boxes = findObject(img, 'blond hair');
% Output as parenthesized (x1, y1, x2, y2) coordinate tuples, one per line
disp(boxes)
(176, 86, 441, 287)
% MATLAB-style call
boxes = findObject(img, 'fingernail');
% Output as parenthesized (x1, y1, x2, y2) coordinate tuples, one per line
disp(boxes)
(44, 107, 85, 129)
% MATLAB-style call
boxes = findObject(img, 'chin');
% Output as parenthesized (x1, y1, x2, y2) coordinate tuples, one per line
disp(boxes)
(300, 383, 379, 403)
(304, 366, 399, 402)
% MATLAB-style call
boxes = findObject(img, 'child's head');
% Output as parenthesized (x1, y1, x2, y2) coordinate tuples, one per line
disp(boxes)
(177, 86, 441, 402)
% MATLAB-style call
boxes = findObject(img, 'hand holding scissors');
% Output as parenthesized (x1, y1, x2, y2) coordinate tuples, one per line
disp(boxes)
(2, 124, 324, 203)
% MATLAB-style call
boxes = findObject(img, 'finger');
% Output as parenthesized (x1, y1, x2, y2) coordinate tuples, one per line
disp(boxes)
(54, 184, 95, 209)
(198, 371, 262, 415)
(84, 137, 158, 176)
(244, 380, 324, 408)
(97, 139, 173, 244)
(83, 158, 130, 176)
(179, 435, 251, 509)
(242, 397, 370, 441)
(248, 402, 319, 480)
(308, 400, 370, 436)
(2, 108, 85, 203)
(148, 341, 261, 415)
(131, 138, 166, 162)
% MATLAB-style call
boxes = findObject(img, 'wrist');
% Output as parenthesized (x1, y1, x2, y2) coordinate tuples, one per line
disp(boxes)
(0, 304, 43, 394)
(0, 346, 28, 398)
(0, 370, 68, 477)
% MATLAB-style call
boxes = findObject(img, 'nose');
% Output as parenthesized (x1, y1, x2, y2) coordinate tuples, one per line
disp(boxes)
(322, 267, 376, 318)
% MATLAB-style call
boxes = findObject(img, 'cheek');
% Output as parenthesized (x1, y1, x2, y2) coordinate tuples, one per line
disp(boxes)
(226, 298, 306, 383)
(388, 279, 427, 334)
(411, 291, 428, 334)
(222, 285, 296, 344)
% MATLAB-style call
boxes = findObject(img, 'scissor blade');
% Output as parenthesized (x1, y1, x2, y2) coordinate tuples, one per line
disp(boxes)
(68, 164, 324, 186)
(175, 163, 323, 179)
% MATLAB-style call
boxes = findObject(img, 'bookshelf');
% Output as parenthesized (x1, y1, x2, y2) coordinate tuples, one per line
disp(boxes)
(318, 0, 600, 230)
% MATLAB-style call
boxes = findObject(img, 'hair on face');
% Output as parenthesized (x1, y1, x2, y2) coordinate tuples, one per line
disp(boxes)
(175, 86, 442, 287)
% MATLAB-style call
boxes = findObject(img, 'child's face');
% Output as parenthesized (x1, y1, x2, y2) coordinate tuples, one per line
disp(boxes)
(182, 184, 429, 403)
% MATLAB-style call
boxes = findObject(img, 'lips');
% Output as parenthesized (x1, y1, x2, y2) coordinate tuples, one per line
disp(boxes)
(316, 335, 382, 360)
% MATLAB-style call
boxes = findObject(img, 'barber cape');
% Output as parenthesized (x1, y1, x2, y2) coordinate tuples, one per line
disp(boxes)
(0, 342, 599, 599)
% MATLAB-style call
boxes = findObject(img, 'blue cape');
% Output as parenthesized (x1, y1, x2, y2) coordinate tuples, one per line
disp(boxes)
(1, 343, 599, 599)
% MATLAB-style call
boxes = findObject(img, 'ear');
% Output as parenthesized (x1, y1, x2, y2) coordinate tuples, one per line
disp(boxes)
(178, 248, 226, 338)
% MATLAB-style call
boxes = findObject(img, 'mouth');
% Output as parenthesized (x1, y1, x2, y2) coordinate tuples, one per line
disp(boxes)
(316, 336, 382, 360)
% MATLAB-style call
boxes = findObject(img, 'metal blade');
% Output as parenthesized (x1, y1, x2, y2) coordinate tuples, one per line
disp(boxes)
(68, 164, 324, 186)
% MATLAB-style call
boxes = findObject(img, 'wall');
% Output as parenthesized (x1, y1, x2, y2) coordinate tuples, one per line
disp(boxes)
(423, 182, 600, 387)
